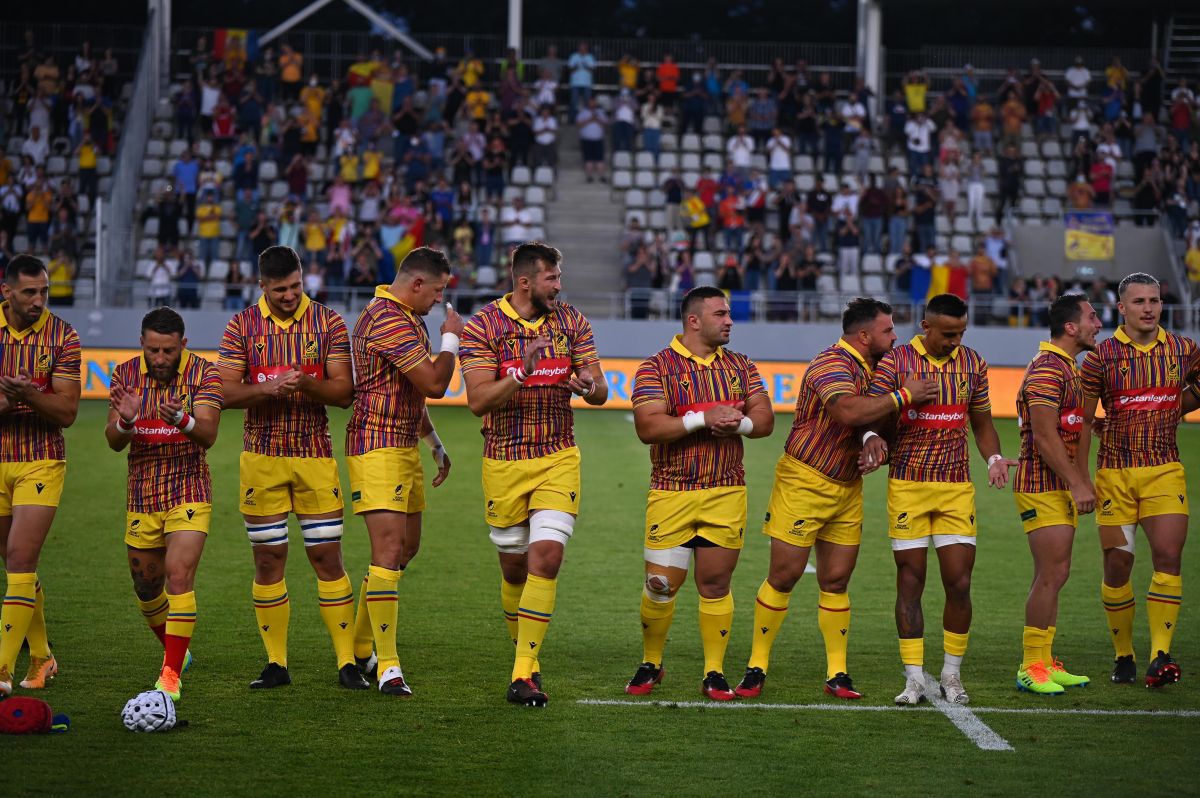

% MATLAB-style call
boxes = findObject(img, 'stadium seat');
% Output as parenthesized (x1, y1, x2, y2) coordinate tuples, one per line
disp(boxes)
(796, 174, 815, 191)
(1046, 178, 1067, 197)
(503, 186, 523, 203)
(862, 273, 887, 296)
(624, 189, 647, 209)
(511, 166, 532, 186)
(702, 134, 723, 153)
(1025, 178, 1045, 197)
(1116, 160, 1133, 180)
(269, 181, 288, 200)
(146, 140, 167, 158)
(533, 166, 555, 187)
(195, 140, 213, 159)
(527, 225, 546, 240)
(702, 153, 723, 171)
(1046, 160, 1067, 178)
(634, 171, 657, 189)
(1041, 140, 1063, 158)
(218, 241, 234, 259)
(207, 259, 230, 281)
(936, 216, 951, 234)
(611, 170, 633, 191)
(647, 188, 666, 207)
(135, 259, 156, 279)
(658, 152, 678, 171)
(681, 153, 701, 171)
(6, 137, 23, 155)
(951, 235, 972, 253)
(693, 252, 715, 271)
(203, 282, 225, 303)
(860, 254, 883, 274)
(624, 210, 646, 227)
(168, 139, 189, 157)
(694, 269, 716, 287)
(817, 274, 840, 317)
(793, 155, 815, 173)
(681, 171, 699, 188)
(1021, 141, 1039, 158)
(680, 134, 701, 152)
(1018, 197, 1041, 216)
(841, 274, 862, 293)
(885, 254, 902, 273)
(259, 161, 278, 182)
(953, 216, 974, 234)
(660, 132, 678, 151)
(868, 155, 885, 173)
(46, 156, 66, 175)
(702, 117, 722, 134)
(143, 218, 159, 237)
(526, 206, 545, 224)
(635, 152, 656, 170)
(1024, 160, 1045, 178)
(1042, 197, 1063, 215)
(524, 187, 547, 206)
(612, 152, 632, 170)
(648, 209, 666, 229)
(982, 157, 997, 176)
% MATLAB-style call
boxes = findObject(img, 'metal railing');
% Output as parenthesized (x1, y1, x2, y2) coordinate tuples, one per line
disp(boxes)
(0, 21, 144, 79)
(99, 18, 156, 306)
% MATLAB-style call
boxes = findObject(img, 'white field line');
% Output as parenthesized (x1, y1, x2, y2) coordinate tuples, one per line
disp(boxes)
(576, 698, 1200, 719)
(922, 671, 1014, 751)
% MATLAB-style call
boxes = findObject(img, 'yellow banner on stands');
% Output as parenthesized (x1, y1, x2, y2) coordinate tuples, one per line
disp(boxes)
(77, 348, 1199, 422)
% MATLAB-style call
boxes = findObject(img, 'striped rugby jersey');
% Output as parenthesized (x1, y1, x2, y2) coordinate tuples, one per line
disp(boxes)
(869, 336, 991, 483)
(1080, 326, 1200, 470)
(632, 335, 767, 491)
(218, 293, 350, 458)
(112, 351, 223, 512)
(1014, 342, 1083, 493)
(784, 339, 872, 484)
(0, 306, 81, 463)
(346, 286, 430, 455)
(459, 294, 599, 461)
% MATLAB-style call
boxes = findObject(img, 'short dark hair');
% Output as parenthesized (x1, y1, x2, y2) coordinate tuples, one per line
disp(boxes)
(1118, 271, 1159, 298)
(1048, 293, 1089, 338)
(399, 246, 451, 277)
(680, 286, 727, 320)
(5, 254, 47, 284)
(141, 306, 186, 338)
(510, 241, 562, 281)
(258, 245, 303, 281)
(925, 293, 968, 319)
(842, 297, 892, 333)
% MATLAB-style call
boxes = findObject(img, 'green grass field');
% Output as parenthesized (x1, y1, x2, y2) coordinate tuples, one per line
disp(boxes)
(7, 403, 1200, 796)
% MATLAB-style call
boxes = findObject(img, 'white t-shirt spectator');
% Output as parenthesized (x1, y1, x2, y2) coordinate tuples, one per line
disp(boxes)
(1069, 105, 1093, 133)
(1171, 86, 1195, 105)
(463, 130, 486, 161)
(333, 126, 357, 158)
(501, 204, 532, 243)
(149, 260, 174, 300)
(534, 79, 557, 107)
(641, 104, 663, 131)
(841, 100, 867, 132)
(200, 83, 221, 115)
(21, 136, 49, 166)
(614, 98, 637, 125)
(1096, 140, 1120, 170)
(533, 115, 558, 145)
(726, 134, 753, 168)
(767, 134, 792, 171)
(1064, 65, 1091, 99)
(904, 118, 935, 153)
(576, 108, 607, 141)
(831, 189, 859, 218)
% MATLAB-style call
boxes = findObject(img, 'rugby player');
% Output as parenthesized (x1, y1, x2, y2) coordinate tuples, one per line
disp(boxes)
(345, 247, 462, 696)
(1079, 273, 1200, 687)
(625, 286, 774, 701)
(106, 307, 222, 701)
(459, 242, 608, 707)
(0, 255, 81, 696)
(863, 293, 1016, 706)
(218, 245, 366, 690)
(1012, 294, 1102, 695)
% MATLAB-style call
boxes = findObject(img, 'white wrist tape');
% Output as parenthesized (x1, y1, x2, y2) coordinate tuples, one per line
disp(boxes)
(862, 430, 880, 445)
(117, 416, 136, 433)
(987, 454, 1003, 467)
(682, 411, 707, 433)
(736, 417, 754, 435)
(422, 431, 444, 450)
(440, 332, 460, 356)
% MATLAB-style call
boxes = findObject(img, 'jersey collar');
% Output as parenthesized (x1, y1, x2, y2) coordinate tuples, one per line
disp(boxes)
(498, 293, 546, 331)
(374, 284, 416, 316)
(139, 349, 193, 379)
(671, 334, 723, 367)
(257, 292, 311, 329)
(835, 338, 871, 374)
(911, 335, 959, 367)
(0, 304, 51, 340)
(1114, 325, 1166, 353)
(1038, 341, 1080, 373)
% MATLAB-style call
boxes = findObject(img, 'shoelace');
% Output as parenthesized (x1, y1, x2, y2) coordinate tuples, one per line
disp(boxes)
(1026, 663, 1052, 683)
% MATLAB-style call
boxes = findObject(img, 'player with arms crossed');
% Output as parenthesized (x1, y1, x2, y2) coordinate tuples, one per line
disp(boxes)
(1011, 294, 1102, 695)
(0, 255, 80, 696)
(345, 247, 462, 696)
(106, 308, 223, 701)
(625, 286, 774, 701)
(459, 242, 608, 707)
(863, 293, 1015, 706)
(218, 245, 366, 691)
(1079, 272, 1200, 687)
(733, 298, 935, 700)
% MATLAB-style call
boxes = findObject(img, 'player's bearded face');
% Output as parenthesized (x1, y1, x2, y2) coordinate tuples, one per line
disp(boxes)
(262, 272, 304, 317)
(698, 299, 733, 345)
(1075, 302, 1102, 351)
(529, 265, 562, 315)
(864, 313, 897, 361)
(413, 274, 449, 315)
(141, 331, 184, 382)
(1, 272, 48, 329)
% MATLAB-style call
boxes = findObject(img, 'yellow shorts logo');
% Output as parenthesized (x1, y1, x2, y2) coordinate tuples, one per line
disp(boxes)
(1099, 498, 1112, 516)
(895, 511, 909, 531)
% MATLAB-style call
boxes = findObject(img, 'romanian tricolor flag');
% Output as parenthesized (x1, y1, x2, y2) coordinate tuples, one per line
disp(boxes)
(388, 215, 425, 264)
(213, 28, 259, 69)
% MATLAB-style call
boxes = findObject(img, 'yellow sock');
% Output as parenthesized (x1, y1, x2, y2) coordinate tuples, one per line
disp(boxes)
(252, 579, 290, 668)
(1147, 572, 1183, 659)
(163, 591, 196, 673)
(25, 579, 50, 659)
(899, 637, 923, 667)
(365, 565, 401, 673)
(943, 630, 969, 657)
(817, 590, 851, 678)
(512, 575, 557, 681)
(317, 575, 357, 668)
(1043, 625, 1056, 665)
(698, 593, 734, 675)
(747, 580, 792, 672)
(1101, 581, 1135, 658)
(352, 573, 373, 660)
(1022, 626, 1046, 669)
(0, 572, 37, 676)
(137, 589, 170, 643)
(640, 593, 676, 668)
(501, 579, 524, 647)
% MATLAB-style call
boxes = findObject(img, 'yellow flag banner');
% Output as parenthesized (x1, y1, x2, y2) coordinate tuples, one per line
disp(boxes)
(1065, 211, 1115, 260)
